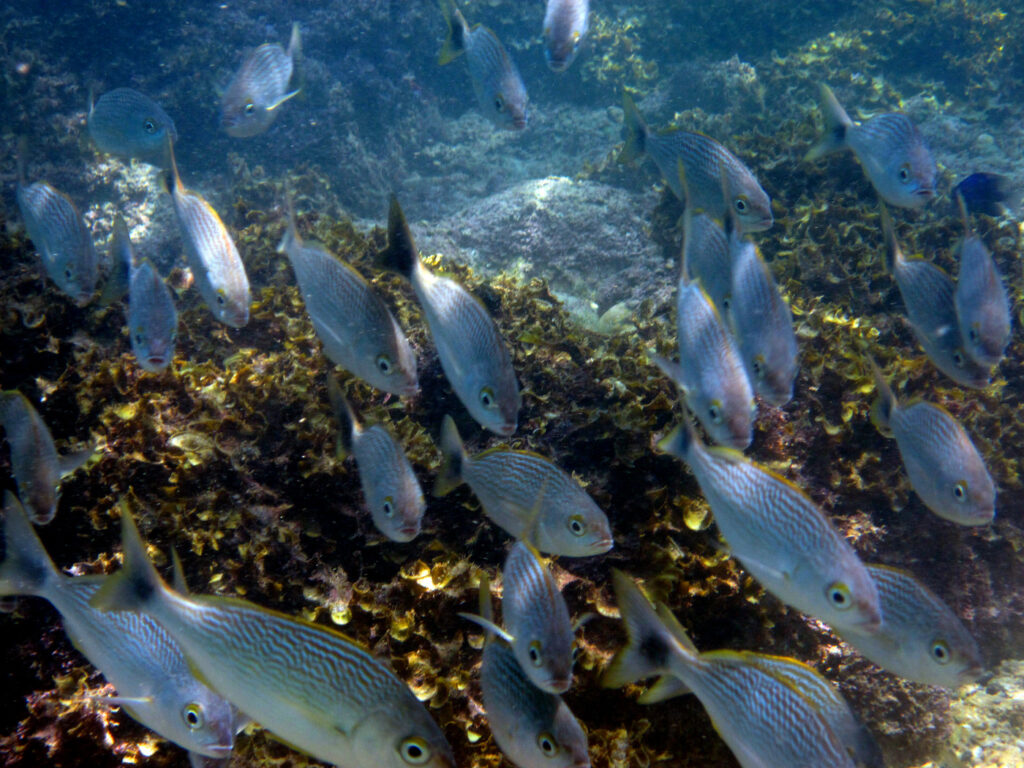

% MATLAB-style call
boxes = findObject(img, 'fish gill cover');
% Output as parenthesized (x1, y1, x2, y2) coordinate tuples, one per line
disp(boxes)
(1, 0, 1024, 767)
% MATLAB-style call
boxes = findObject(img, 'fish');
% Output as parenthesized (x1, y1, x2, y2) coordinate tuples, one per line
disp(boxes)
(880, 205, 990, 389)
(870, 362, 995, 526)
(723, 197, 799, 406)
(380, 196, 519, 434)
(681, 211, 730, 313)
(656, 163, 755, 450)
(836, 564, 983, 688)
(0, 492, 241, 762)
(162, 138, 250, 327)
(90, 508, 456, 768)
(463, 542, 575, 694)
(953, 196, 1011, 367)
(88, 87, 178, 167)
(128, 258, 178, 373)
(602, 570, 859, 768)
(221, 23, 301, 137)
(438, 0, 528, 130)
(279, 193, 417, 396)
(952, 172, 1014, 217)
(0, 391, 93, 525)
(15, 153, 99, 305)
(658, 419, 881, 633)
(97, 214, 133, 306)
(472, 574, 590, 768)
(619, 93, 773, 232)
(435, 415, 612, 557)
(806, 83, 936, 208)
(543, 0, 589, 72)
(328, 375, 425, 542)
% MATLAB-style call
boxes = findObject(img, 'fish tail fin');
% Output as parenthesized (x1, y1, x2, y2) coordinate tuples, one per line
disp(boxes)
(618, 92, 647, 164)
(278, 186, 301, 255)
(655, 419, 695, 461)
(0, 492, 58, 599)
(326, 374, 358, 457)
(867, 358, 896, 436)
(438, 0, 466, 64)
(89, 503, 171, 614)
(433, 415, 466, 497)
(804, 83, 853, 162)
(379, 195, 419, 281)
(879, 203, 901, 274)
(602, 570, 693, 688)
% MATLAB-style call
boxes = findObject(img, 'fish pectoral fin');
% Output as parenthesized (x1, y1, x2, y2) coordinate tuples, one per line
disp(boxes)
(571, 611, 598, 632)
(88, 694, 155, 708)
(457, 611, 514, 643)
(58, 445, 96, 477)
(266, 89, 301, 112)
(188, 752, 232, 768)
(638, 674, 691, 704)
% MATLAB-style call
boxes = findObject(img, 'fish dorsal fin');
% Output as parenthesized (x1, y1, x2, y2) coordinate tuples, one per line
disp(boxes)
(866, 356, 897, 436)
(326, 374, 359, 457)
(654, 602, 698, 654)
(58, 445, 95, 478)
(170, 548, 190, 594)
(266, 89, 300, 112)
(458, 610, 514, 644)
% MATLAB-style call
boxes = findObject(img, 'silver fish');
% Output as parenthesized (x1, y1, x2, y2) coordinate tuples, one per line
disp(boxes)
(881, 205, 990, 388)
(163, 139, 250, 327)
(870, 362, 995, 526)
(543, 0, 589, 72)
(807, 84, 936, 208)
(682, 211, 730, 313)
(658, 419, 881, 633)
(953, 199, 1011, 367)
(88, 87, 178, 168)
(97, 214, 133, 306)
(0, 391, 92, 525)
(381, 197, 519, 434)
(724, 207, 799, 405)
(279, 195, 417, 396)
(328, 376, 425, 542)
(472, 575, 590, 768)
(91, 509, 455, 768)
(439, 0, 528, 130)
(620, 93, 773, 232)
(16, 162, 99, 305)
(0, 492, 241, 761)
(221, 23, 301, 137)
(435, 415, 612, 557)
(603, 571, 859, 768)
(837, 564, 982, 688)
(128, 258, 178, 373)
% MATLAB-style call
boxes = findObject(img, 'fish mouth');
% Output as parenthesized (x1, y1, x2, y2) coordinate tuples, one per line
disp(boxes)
(914, 187, 935, 199)
(147, 355, 167, 369)
(398, 382, 420, 398)
(202, 744, 235, 759)
(547, 58, 569, 73)
(495, 421, 517, 436)
(854, 607, 883, 634)
(512, 116, 528, 130)
(758, 216, 775, 229)
(544, 676, 571, 694)
(590, 536, 614, 553)
(397, 524, 420, 539)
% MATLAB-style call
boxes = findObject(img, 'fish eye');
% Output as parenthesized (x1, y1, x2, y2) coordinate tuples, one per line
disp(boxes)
(64, 266, 74, 279)
(528, 640, 543, 667)
(143, 118, 157, 134)
(968, 327, 979, 343)
(898, 164, 911, 183)
(181, 702, 204, 730)
(494, 95, 505, 112)
(734, 197, 748, 213)
(244, 101, 256, 115)
(216, 293, 226, 306)
(383, 496, 395, 518)
(708, 401, 723, 424)
(751, 357, 765, 380)
(953, 482, 968, 501)
(930, 639, 951, 664)
(567, 514, 586, 537)
(537, 732, 558, 756)
(479, 386, 496, 409)
(721, 296, 731, 312)
(376, 354, 393, 374)
(826, 581, 852, 610)
(134, 331, 145, 345)
(951, 349, 966, 368)
(399, 736, 432, 765)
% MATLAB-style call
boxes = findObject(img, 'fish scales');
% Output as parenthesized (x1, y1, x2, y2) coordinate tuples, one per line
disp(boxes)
(683, 213, 730, 311)
(221, 24, 300, 137)
(128, 260, 177, 373)
(88, 88, 177, 168)
(955, 232, 1010, 366)
(543, 0, 588, 72)
(0, 391, 62, 524)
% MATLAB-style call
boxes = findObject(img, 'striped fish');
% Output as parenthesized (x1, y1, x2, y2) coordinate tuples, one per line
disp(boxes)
(657, 163, 755, 450)
(881, 206, 990, 389)
(221, 23, 301, 137)
(328, 376, 424, 542)
(16, 169, 98, 305)
(682, 211, 730, 313)
(163, 139, 250, 327)
(870, 363, 995, 526)
(620, 93, 772, 232)
(97, 214, 133, 306)
(603, 571, 860, 768)
(953, 199, 1010, 367)
(658, 419, 881, 634)
(88, 87, 177, 168)
(381, 197, 519, 434)
(435, 416, 612, 557)
(279, 195, 417, 396)
(543, 0, 589, 72)
(0, 492, 242, 762)
(806, 84, 936, 208)
(439, 0, 528, 130)
(472, 575, 590, 768)
(128, 258, 178, 373)
(724, 207, 799, 406)
(837, 564, 982, 688)
(0, 391, 92, 525)
(91, 509, 456, 768)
